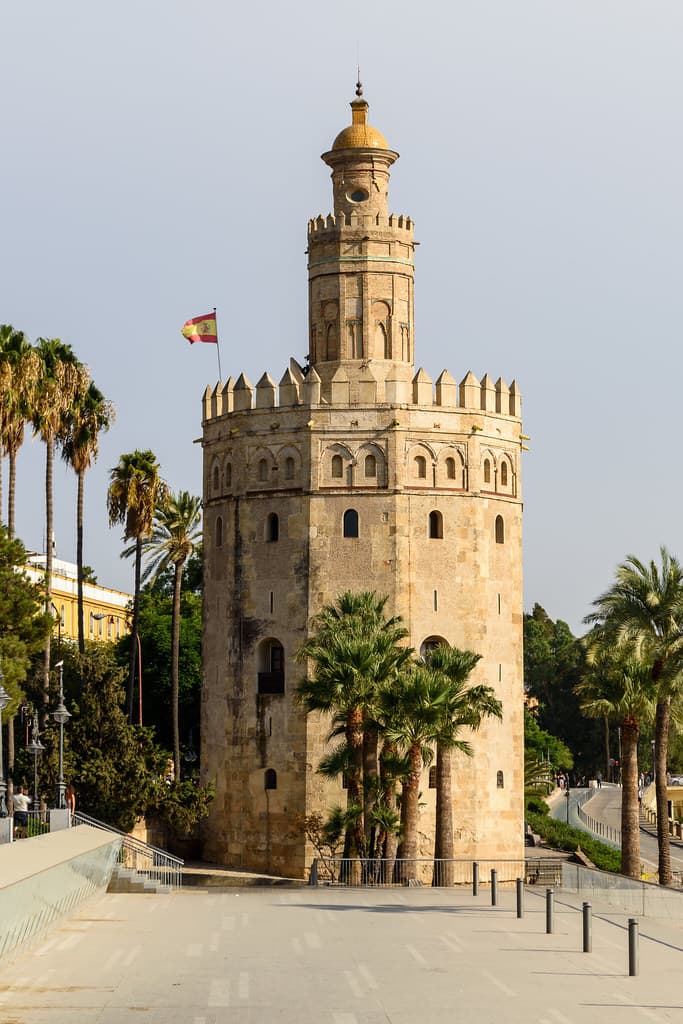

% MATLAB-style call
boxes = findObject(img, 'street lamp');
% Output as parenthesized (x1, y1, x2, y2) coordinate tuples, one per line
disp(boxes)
(26, 712, 44, 818)
(51, 660, 71, 809)
(0, 664, 9, 818)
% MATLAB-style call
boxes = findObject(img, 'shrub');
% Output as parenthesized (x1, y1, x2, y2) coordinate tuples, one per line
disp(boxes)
(526, 810, 622, 873)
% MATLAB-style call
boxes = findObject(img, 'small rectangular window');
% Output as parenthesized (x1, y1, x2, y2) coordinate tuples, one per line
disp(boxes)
(433, 590, 438, 611)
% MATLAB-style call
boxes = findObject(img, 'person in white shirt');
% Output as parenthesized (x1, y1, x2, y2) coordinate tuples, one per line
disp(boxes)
(12, 785, 31, 838)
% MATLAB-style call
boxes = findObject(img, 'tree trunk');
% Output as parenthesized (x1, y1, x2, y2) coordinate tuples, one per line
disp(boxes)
(127, 537, 142, 724)
(171, 561, 182, 781)
(76, 467, 85, 654)
(42, 435, 54, 728)
(603, 715, 610, 781)
(620, 717, 640, 880)
(8, 446, 17, 539)
(345, 707, 365, 857)
(434, 743, 454, 885)
(654, 697, 672, 885)
(398, 744, 422, 880)
(363, 724, 378, 852)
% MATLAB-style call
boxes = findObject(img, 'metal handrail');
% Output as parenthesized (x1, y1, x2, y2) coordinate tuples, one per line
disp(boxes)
(309, 856, 564, 887)
(576, 792, 621, 848)
(73, 811, 183, 890)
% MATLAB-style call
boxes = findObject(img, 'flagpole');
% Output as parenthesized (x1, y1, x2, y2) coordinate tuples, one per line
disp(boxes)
(214, 307, 223, 380)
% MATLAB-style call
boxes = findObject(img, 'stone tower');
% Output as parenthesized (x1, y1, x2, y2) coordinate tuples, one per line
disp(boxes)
(200, 87, 525, 877)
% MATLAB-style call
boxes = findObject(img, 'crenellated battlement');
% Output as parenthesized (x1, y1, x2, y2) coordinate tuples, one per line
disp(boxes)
(202, 362, 520, 422)
(307, 211, 414, 240)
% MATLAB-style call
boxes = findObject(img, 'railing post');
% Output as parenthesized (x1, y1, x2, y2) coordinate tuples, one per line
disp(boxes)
(491, 868, 498, 906)
(309, 858, 319, 886)
(473, 861, 479, 896)
(582, 901, 592, 953)
(628, 918, 639, 976)
(516, 877, 524, 918)
(546, 888, 554, 934)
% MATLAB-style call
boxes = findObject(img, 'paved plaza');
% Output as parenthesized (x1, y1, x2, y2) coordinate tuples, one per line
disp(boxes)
(2, 883, 683, 1023)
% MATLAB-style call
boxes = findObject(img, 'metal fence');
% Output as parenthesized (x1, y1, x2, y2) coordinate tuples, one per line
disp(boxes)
(73, 812, 183, 890)
(576, 793, 621, 848)
(309, 856, 566, 888)
(10, 809, 50, 838)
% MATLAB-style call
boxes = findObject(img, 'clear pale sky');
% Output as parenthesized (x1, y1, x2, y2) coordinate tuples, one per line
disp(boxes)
(2, 1, 682, 635)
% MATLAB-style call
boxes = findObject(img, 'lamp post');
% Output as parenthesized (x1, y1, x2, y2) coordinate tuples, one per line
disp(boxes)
(26, 712, 44, 817)
(0, 665, 9, 818)
(52, 660, 71, 809)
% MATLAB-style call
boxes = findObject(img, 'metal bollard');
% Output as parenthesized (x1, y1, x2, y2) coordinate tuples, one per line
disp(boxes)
(516, 877, 524, 919)
(491, 868, 498, 906)
(473, 861, 479, 896)
(628, 918, 639, 976)
(582, 901, 592, 952)
(546, 888, 554, 934)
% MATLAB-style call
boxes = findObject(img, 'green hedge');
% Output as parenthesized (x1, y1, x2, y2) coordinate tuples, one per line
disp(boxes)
(526, 810, 622, 873)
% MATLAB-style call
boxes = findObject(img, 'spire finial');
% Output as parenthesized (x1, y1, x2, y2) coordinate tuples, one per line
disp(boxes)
(355, 68, 363, 99)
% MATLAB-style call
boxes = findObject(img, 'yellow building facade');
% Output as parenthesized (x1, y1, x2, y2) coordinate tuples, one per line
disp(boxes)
(24, 555, 131, 643)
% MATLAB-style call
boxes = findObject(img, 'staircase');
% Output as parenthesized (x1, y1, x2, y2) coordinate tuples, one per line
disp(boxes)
(72, 812, 183, 892)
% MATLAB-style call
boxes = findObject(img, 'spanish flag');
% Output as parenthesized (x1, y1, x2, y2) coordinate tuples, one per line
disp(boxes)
(181, 312, 218, 345)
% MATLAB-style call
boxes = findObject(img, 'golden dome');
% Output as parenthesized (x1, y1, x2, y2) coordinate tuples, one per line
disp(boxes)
(332, 97, 389, 151)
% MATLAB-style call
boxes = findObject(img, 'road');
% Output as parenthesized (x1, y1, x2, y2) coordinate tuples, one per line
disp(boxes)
(554, 785, 683, 876)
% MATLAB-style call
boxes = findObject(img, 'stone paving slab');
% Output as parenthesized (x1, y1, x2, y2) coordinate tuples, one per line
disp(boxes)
(1, 884, 683, 1023)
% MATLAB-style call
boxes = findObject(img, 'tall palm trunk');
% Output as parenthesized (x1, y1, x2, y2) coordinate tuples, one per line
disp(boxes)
(379, 740, 399, 879)
(345, 706, 365, 857)
(76, 467, 85, 654)
(362, 724, 379, 853)
(603, 715, 610, 781)
(42, 435, 54, 726)
(398, 744, 422, 880)
(171, 561, 182, 780)
(654, 697, 672, 885)
(620, 717, 641, 880)
(434, 743, 454, 885)
(7, 446, 17, 538)
(127, 537, 142, 724)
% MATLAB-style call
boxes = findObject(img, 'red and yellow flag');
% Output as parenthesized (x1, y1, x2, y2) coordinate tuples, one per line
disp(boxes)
(181, 312, 218, 344)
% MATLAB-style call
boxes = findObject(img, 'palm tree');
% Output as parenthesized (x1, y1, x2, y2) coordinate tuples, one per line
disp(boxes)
(585, 548, 683, 885)
(425, 645, 502, 882)
(381, 665, 448, 880)
(577, 648, 656, 879)
(61, 382, 115, 653)
(0, 326, 39, 537)
(296, 591, 411, 857)
(32, 338, 88, 718)
(133, 491, 201, 778)
(107, 450, 167, 722)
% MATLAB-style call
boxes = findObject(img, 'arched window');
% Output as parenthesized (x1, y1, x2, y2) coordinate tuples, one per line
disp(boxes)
(446, 457, 456, 480)
(89, 613, 94, 637)
(484, 459, 491, 485)
(331, 454, 343, 479)
(107, 616, 112, 639)
(365, 454, 377, 478)
(495, 515, 505, 544)
(225, 462, 232, 488)
(215, 515, 223, 548)
(415, 455, 427, 479)
(500, 461, 508, 487)
(116, 617, 121, 638)
(266, 513, 279, 542)
(60, 604, 66, 627)
(264, 768, 277, 790)
(497, 770, 504, 789)
(343, 509, 359, 538)
(212, 465, 220, 491)
(285, 456, 295, 480)
(420, 636, 448, 659)
(257, 639, 285, 694)
(429, 511, 443, 539)
(258, 458, 268, 482)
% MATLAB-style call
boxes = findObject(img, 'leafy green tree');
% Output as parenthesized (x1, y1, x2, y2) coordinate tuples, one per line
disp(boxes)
(61, 644, 166, 832)
(61, 382, 115, 653)
(131, 579, 202, 761)
(524, 708, 574, 771)
(425, 645, 502, 875)
(524, 604, 599, 776)
(0, 527, 52, 782)
(586, 547, 683, 886)
(107, 450, 167, 722)
(130, 491, 201, 779)
(577, 649, 656, 879)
